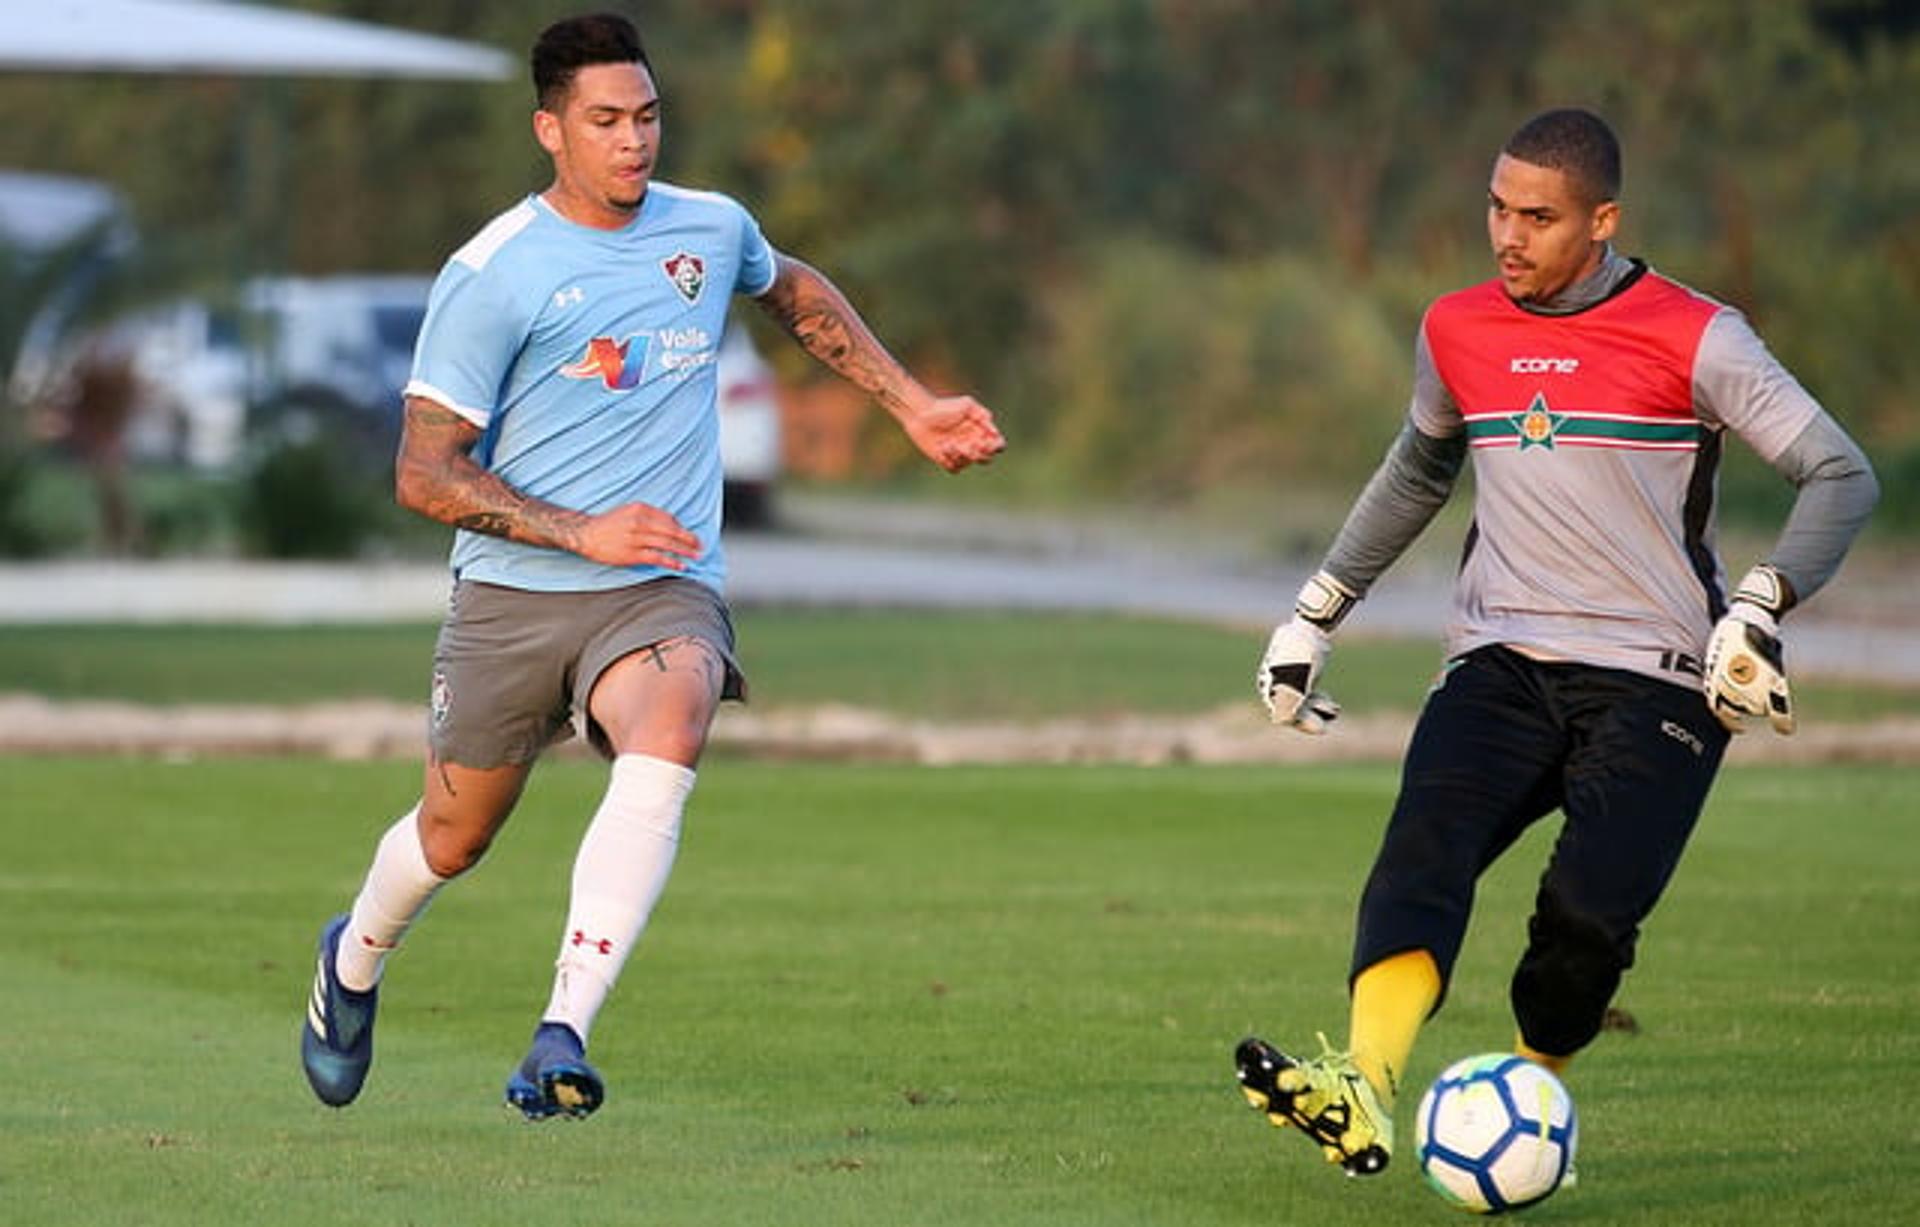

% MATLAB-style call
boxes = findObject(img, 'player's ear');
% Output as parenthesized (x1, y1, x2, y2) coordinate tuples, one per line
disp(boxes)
(533, 108, 564, 157)
(1590, 199, 1620, 243)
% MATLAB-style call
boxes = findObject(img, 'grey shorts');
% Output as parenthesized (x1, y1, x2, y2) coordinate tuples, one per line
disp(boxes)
(428, 576, 745, 768)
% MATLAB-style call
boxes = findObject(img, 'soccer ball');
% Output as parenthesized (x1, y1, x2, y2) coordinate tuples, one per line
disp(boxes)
(1414, 1053, 1577, 1214)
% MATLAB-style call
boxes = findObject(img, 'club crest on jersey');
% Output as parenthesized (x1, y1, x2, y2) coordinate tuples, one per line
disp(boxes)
(661, 251, 705, 303)
(1510, 392, 1568, 450)
(560, 334, 647, 391)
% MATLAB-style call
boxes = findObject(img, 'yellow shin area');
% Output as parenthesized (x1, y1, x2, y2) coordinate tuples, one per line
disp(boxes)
(1347, 949, 1442, 1108)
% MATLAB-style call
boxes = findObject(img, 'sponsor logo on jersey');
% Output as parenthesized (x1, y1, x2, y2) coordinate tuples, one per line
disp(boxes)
(552, 285, 585, 309)
(656, 325, 716, 375)
(662, 251, 705, 303)
(560, 334, 649, 390)
(1510, 356, 1579, 374)
(1511, 392, 1567, 450)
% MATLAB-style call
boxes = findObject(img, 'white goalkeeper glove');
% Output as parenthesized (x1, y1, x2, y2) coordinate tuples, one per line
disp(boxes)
(1703, 564, 1795, 736)
(1257, 570, 1357, 735)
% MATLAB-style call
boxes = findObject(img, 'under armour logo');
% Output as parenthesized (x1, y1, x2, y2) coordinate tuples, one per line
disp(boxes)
(553, 285, 585, 309)
(570, 930, 614, 955)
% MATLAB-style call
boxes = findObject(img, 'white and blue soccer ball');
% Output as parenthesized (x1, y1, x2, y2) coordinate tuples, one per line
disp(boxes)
(1414, 1053, 1577, 1214)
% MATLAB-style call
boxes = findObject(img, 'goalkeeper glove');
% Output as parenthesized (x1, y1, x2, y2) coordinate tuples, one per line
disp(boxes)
(1703, 564, 1795, 735)
(1257, 570, 1357, 735)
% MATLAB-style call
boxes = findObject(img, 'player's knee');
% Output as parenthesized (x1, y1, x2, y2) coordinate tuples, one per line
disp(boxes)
(1511, 902, 1631, 1055)
(593, 691, 717, 766)
(645, 719, 710, 766)
(419, 830, 492, 878)
(416, 806, 501, 877)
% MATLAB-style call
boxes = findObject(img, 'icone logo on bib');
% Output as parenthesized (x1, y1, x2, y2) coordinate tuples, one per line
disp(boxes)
(1509, 356, 1579, 374)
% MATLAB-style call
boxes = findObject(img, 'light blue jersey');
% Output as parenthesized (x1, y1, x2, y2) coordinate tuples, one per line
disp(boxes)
(405, 183, 778, 592)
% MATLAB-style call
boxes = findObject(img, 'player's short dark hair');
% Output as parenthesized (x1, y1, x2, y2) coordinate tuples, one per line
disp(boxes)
(1502, 109, 1621, 206)
(531, 12, 653, 111)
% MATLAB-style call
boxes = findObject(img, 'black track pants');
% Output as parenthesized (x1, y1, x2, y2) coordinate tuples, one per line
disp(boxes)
(1349, 645, 1729, 1056)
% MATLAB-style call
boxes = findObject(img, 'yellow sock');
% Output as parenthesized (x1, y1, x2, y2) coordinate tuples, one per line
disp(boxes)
(1347, 949, 1441, 1110)
(1515, 1036, 1572, 1075)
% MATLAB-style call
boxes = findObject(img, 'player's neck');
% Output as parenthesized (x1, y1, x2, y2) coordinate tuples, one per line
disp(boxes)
(540, 184, 644, 231)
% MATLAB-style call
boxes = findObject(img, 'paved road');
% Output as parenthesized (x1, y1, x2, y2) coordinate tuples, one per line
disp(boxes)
(2, 523, 1915, 682)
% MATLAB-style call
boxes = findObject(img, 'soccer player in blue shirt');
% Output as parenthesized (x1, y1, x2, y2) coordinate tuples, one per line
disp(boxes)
(301, 12, 1004, 1119)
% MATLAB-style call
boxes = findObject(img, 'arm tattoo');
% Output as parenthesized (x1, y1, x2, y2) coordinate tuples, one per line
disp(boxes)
(758, 258, 917, 417)
(396, 398, 590, 550)
(452, 511, 523, 537)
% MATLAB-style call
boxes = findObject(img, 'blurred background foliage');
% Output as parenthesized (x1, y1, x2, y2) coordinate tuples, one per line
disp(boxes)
(0, 0, 1913, 554)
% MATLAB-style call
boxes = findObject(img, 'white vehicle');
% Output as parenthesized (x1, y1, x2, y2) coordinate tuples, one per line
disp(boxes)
(251, 274, 433, 419)
(716, 321, 782, 528)
(108, 299, 251, 471)
(18, 275, 430, 471)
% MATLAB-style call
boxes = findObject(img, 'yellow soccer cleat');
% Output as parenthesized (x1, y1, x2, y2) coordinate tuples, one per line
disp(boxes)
(1235, 1033, 1392, 1176)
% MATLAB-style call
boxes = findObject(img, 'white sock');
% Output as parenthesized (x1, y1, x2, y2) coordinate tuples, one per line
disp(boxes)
(543, 754, 695, 1045)
(336, 807, 448, 993)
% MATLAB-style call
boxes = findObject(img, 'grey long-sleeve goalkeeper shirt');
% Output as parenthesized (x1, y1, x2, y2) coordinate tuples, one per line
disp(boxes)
(1318, 248, 1878, 683)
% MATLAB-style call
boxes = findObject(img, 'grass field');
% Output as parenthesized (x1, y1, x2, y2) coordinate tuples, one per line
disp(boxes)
(3, 614, 1917, 721)
(2, 757, 1914, 1226)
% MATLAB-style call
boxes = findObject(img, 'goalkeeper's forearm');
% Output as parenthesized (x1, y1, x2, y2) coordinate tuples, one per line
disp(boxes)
(1757, 414, 1879, 611)
(1319, 422, 1466, 597)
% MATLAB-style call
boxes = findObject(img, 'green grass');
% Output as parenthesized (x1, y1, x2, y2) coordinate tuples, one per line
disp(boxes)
(2, 613, 1916, 720)
(0, 614, 1447, 718)
(1, 759, 1915, 1225)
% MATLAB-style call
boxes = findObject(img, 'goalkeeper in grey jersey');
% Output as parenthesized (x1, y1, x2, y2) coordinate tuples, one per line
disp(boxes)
(1231, 108, 1878, 1179)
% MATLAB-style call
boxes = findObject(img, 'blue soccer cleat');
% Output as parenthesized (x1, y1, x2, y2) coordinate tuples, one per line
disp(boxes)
(300, 913, 379, 1107)
(505, 1022, 604, 1121)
